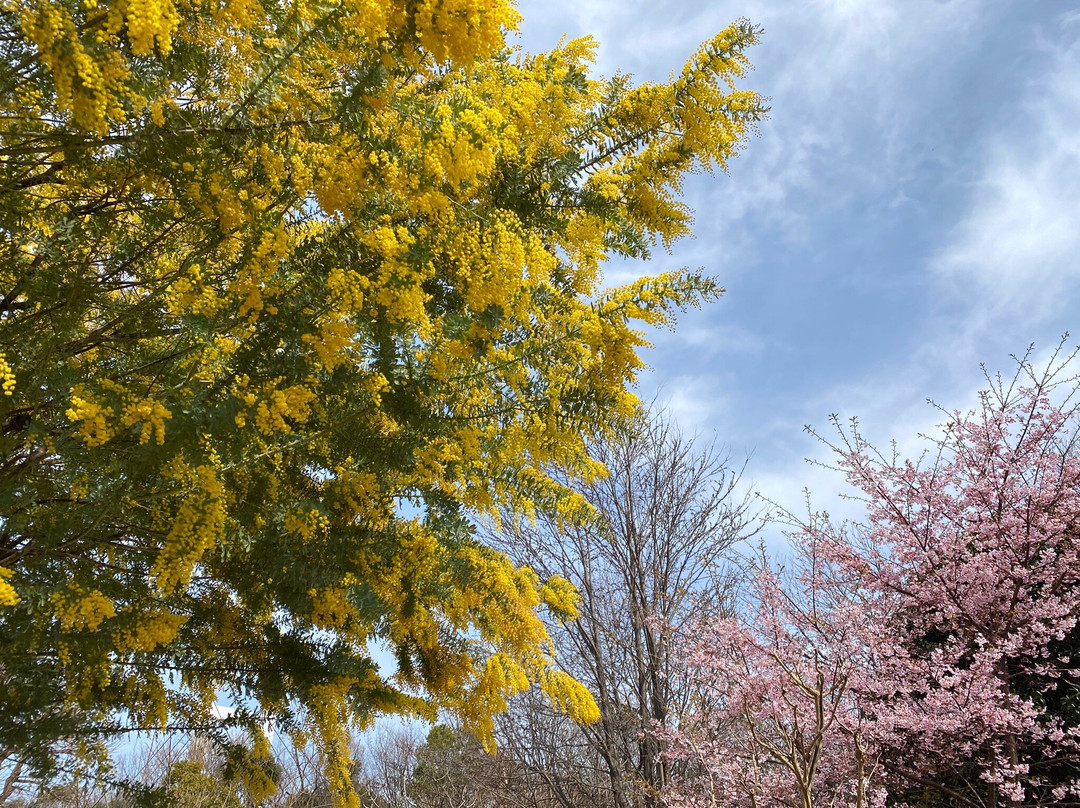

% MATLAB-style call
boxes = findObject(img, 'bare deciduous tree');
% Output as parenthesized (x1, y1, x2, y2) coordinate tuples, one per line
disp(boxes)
(351, 724, 424, 808)
(482, 410, 759, 808)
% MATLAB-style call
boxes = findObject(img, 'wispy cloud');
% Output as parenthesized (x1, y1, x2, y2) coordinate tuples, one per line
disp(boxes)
(931, 36, 1080, 330)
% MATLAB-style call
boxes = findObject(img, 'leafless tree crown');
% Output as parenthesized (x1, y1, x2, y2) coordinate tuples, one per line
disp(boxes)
(482, 411, 760, 808)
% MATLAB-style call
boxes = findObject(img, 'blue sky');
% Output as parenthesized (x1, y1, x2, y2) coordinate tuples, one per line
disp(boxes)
(514, 0, 1080, 518)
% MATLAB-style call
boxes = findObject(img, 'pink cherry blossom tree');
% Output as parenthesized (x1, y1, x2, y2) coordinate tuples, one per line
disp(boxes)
(664, 534, 887, 808)
(667, 346, 1080, 808)
(811, 350, 1080, 807)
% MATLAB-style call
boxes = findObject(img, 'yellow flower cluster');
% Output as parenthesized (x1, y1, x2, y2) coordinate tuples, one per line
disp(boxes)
(120, 398, 172, 445)
(308, 586, 352, 629)
(302, 319, 354, 372)
(539, 668, 601, 724)
(539, 575, 580, 622)
(66, 385, 116, 447)
(427, 102, 502, 189)
(165, 263, 226, 317)
(0, 352, 14, 396)
(152, 461, 227, 593)
(471, 653, 530, 746)
(412, 438, 465, 496)
(298, 257, 370, 372)
(371, 237, 432, 327)
(311, 140, 370, 216)
(0, 567, 19, 606)
(412, 0, 520, 66)
(232, 226, 293, 321)
(13, 0, 519, 141)
(284, 508, 330, 540)
(235, 743, 278, 805)
(308, 677, 362, 808)
(254, 382, 317, 435)
(52, 585, 116, 631)
(68, 381, 173, 446)
(331, 468, 388, 527)
(113, 608, 187, 652)
(365, 535, 602, 751)
(16, 1, 124, 132)
(209, 175, 249, 235)
(326, 267, 368, 313)
(122, 0, 180, 56)
(217, 0, 260, 27)
(361, 372, 390, 406)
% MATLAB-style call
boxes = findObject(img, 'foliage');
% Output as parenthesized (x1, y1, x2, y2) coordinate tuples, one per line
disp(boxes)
(0, 0, 765, 804)
(407, 724, 481, 808)
(161, 759, 243, 808)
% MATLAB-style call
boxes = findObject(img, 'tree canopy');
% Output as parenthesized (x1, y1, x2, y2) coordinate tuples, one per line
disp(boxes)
(0, 1, 764, 804)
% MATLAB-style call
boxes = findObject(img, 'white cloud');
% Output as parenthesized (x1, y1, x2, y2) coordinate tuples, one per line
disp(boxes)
(672, 319, 766, 359)
(651, 374, 731, 431)
(932, 38, 1080, 326)
(651, 0, 991, 262)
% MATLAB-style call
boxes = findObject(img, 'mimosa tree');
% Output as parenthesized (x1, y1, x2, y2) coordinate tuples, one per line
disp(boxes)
(0, 1, 764, 803)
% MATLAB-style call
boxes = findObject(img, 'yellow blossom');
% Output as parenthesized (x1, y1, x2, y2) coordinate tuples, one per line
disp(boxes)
(0, 567, 19, 606)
